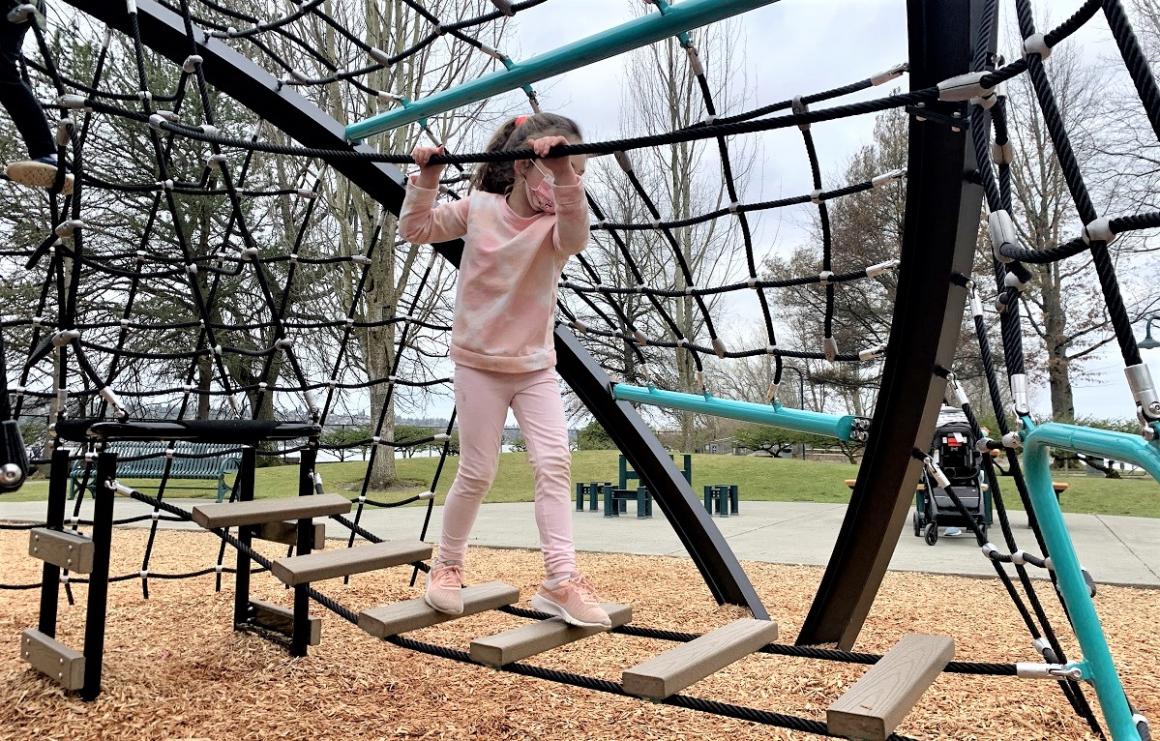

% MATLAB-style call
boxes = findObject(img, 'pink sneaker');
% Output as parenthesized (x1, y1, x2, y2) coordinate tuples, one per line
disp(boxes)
(531, 573, 611, 628)
(424, 563, 464, 615)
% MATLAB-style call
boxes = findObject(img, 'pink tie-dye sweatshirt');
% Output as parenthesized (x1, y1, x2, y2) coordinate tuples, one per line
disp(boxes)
(397, 177, 589, 373)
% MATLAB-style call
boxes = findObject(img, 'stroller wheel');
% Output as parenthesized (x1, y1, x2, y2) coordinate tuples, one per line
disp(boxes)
(924, 523, 939, 546)
(912, 511, 921, 537)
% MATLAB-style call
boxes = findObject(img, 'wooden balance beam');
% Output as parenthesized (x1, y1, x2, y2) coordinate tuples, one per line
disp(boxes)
(827, 633, 954, 740)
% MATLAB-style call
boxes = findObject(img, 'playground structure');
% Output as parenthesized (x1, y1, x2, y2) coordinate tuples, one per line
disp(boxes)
(0, 0, 1158, 738)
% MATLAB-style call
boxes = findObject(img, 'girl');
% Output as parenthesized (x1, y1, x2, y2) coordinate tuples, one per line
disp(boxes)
(1, 0, 71, 193)
(399, 113, 610, 629)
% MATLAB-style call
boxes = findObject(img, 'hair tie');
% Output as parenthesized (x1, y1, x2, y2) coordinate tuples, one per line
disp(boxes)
(514, 115, 529, 126)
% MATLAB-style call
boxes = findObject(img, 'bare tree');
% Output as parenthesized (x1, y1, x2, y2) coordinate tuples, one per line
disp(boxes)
(271, 1, 516, 486)
(1004, 44, 1160, 423)
(572, 18, 754, 452)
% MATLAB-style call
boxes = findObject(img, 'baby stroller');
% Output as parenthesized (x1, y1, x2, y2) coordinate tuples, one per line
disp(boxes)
(912, 405, 991, 545)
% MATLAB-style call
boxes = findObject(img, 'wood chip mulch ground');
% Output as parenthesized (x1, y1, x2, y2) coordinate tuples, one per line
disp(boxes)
(1, 528, 1157, 740)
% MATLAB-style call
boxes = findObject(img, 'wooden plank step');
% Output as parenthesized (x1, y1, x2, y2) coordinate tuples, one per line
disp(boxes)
(827, 634, 954, 740)
(250, 521, 326, 550)
(28, 528, 94, 573)
(359, 581, 519, 638)
(470, 603, 632, 668)
(20, 628, 85, 691)
(191, 493, 351, 529)
(247, 600, 321, 646)
(622, 617, 778, 700)
(271, 541, 431, 586)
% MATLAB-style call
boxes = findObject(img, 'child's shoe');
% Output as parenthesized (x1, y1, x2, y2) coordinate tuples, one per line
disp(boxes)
(531, 573, 611, 628)
(5, 155, 73, 194)
(424, 562, 464, 615)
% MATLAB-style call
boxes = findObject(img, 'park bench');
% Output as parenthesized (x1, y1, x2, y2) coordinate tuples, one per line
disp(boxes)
(576, 482, 654, 518)
(70, 441, 241, 502)
(703, 484, 739, 516)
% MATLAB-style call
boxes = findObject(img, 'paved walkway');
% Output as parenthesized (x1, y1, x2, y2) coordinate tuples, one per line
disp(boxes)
(2, 498, 1158, 587)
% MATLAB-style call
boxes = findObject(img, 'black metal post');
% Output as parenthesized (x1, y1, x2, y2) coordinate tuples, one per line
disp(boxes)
(81, 450, 115, 701)
(783, 366, 808, 460)
(233, 447, 256, 627)
(798, 0, 992, 648)
(291, 447, 316, 657)
(38, 446, 71, 637)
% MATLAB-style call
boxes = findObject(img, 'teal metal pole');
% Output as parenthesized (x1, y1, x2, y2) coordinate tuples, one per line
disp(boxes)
(1021, 419, 1159, 741)
(345, 0, 778, 141)
(611, 383, 856, 441)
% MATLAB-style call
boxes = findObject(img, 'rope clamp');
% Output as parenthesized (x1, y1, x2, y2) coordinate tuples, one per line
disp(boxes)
(818, 270, 834, 286)
(182, 55, 203, 73)
(1081, 217, 1116, 245)
(937, 70, 994, 104)
(871, 168, 906, 187)
(991, 141, 1015, 166)
(1010, 373, 1030, 417)
(858, 343, 886, 361)
(5, 4, 40, 25)
(1126, 364, 1160, 424)
(1015, 662, 1084, 681)
(1003, 270, 1030, 292)
(791, 96, 809, 131)
(822, 336, 838, 362)
(684, 45, 704, 77)
(870, 62, 908, 86)
(922, 455, 952, 488)
(1023, 33, 1052, 60)
(765, 382, 779, 403)
(54, 220, 83, 238)
(988, 210, 1018, 264)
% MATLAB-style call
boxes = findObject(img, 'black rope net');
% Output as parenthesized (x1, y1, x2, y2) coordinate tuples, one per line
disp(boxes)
(1, 0, 1156, 737)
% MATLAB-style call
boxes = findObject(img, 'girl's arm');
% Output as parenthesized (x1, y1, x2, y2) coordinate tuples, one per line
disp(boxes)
(397, 145, 470, 244)
(551, 181, 589, 256)
(529, 137, 589, 256)
(398, 179, 470, 244)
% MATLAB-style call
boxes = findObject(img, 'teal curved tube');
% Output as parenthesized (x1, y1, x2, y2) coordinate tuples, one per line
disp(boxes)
(345, 0, 778, 141)
(611, 383, 855, 441)
(1021, 419, 1159, 741)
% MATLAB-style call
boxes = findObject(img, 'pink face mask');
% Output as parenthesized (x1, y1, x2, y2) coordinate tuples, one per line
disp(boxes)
(524, 160, 556, 214)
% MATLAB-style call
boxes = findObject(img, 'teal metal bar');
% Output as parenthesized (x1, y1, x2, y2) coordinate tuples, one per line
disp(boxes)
(1021, 418, 1159, 741)
(345, 0, 778, 141)
(612, 383, 856, 441)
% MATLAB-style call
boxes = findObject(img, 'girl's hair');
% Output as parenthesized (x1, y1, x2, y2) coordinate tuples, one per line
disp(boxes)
(471, 113, 582, 194)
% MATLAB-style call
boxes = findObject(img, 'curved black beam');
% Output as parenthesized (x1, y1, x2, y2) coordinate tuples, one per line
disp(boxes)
(797, 0, 993, 648)
(61, 0, 767, 618)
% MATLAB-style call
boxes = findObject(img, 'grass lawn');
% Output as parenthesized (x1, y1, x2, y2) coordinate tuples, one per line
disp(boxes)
(3, 449, 1156, 516)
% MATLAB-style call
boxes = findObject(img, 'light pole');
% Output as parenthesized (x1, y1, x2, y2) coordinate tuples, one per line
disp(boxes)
(781, 365, 808, 460)
(1139, 315, 1160, 350)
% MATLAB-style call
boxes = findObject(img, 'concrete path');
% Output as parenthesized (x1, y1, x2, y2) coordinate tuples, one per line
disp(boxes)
(2, 498, 1157, 587)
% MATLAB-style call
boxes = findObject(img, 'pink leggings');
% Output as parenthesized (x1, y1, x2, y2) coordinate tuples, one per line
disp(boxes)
(437, 365, 576, 578)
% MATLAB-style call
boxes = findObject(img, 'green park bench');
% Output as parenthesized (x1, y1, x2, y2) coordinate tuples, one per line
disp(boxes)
(619, 454, 691, 489)
(70, 441, 241, 502)
(704, 484, 739, 516)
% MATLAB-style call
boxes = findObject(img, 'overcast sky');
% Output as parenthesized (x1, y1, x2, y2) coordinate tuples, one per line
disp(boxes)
(420, 0, 1153, 425)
